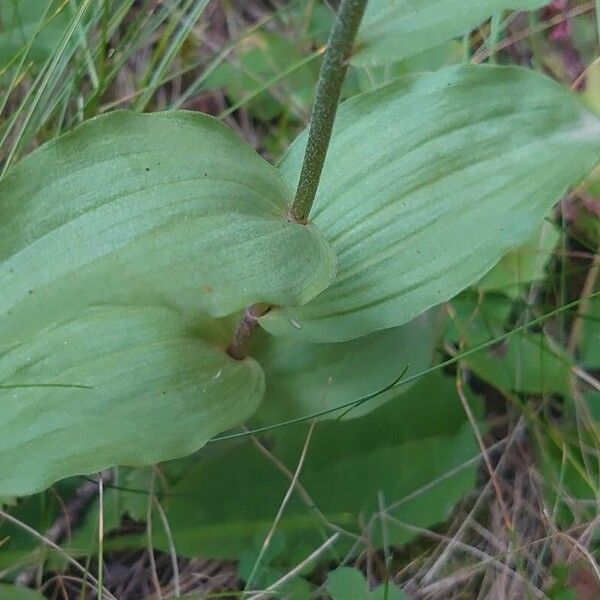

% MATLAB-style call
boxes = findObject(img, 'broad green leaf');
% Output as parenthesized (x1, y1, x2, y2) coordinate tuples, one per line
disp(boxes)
(0, 305, 264, 496)
(448, 293, 592, 420)
(263, 65, 600, 342)
(327, 567, 408, 600)
(0, 584, 46, 600)
(466, 333, 573, 396)
(145, 372, 478, 559)
(446, 300, 573, 395)
(249, 310, 439, 422)
(327, 567, 369, 600)
(354, 0, 551, 66)
(0, 111, 335, 349)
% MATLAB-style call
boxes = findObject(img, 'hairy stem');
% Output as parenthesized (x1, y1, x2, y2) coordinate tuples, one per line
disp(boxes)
(289, 0, 369, 223)
(227, 0, 368, 359)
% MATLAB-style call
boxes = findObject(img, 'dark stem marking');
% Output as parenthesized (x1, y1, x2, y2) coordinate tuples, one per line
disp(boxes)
(227, 303, 269, 360)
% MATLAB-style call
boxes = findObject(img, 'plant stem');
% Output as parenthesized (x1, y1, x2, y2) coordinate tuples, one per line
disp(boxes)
(227, 0, 368, 359)
(227, 303, 269, 360)
(289, 0, 369, 223)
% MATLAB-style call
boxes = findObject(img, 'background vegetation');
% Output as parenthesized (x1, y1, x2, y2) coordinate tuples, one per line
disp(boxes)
(2, 0, 600, 598)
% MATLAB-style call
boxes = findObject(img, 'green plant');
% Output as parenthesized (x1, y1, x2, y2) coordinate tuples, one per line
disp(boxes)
(0, 0, 74, 69)
(2, 0, 600, 597)
(2, 0, 599, 496)
(0, 583, 46, 600)
(327, 567, 408, 600)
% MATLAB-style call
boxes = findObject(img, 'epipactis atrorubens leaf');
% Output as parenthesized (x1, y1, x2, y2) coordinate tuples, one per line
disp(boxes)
(0, 110, 336, 494)
(261, 64, 600, 342)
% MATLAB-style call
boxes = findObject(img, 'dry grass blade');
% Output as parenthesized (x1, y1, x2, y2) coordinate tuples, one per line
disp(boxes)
(242, 421, 317, 596)
(0, 507, 116, 599)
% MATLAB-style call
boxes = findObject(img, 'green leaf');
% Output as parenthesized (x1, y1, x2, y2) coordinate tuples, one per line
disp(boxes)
(146, 372, 478, 559)
(446, 295, 573, 395)
(237, 532, 313, 595)
(477, 221, 560, 298)
(327, 567, 369, 600)
(353, 0, 551, 66)
(0, 479, 100, 573)
(0, 0, 73, 68)
(62, 487, 124, 558)
(0, 111, 335, 349)
(444, 293, 513, 348)
(467, 332, 573, 395)
(0, 585, 46, 600)
(249, 310, 439, 422)
(0, 305, 265, 496)
(0, 482, 79, 572)
(537, 427, 599, 528)
(327, 568, 409, 600)
(263, 65, 600, 342)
